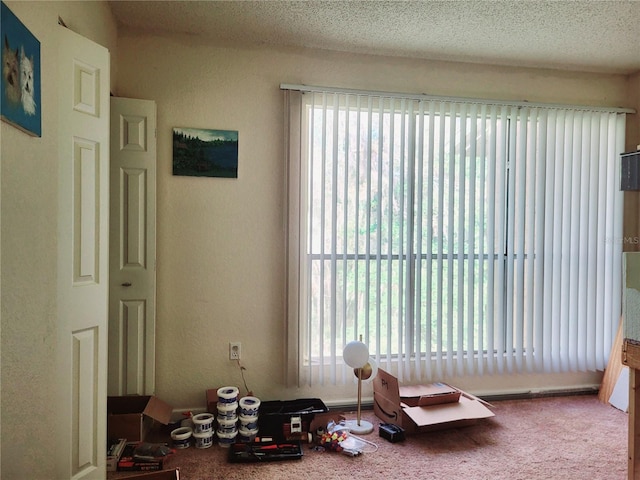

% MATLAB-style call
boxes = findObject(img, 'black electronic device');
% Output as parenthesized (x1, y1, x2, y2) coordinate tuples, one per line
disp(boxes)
(378, 423, 405, 443)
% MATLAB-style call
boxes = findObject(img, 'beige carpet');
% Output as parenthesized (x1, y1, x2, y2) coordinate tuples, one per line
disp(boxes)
(110, 394, 627, 480)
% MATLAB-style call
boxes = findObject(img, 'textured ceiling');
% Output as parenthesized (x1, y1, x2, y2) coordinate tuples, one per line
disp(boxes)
(108, 0, 640, 74)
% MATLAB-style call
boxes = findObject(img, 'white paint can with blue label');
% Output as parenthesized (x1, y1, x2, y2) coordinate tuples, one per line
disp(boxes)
(170, 426, 193, 449)
(192, 412, 214, 433)
(239, 396, 261, 416)
(193, 429, 214, 449)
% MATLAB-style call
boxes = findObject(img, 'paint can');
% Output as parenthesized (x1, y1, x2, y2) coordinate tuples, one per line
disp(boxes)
(193, 430, 214, 449)
(217, 386, 239, 404)
(217, 401, 238, 420)
(216, 429, 237, 448)
(217, 416, 238, 434)
(170, 426, 193, 449)
(238, 413, 259, 431)
(239, 396, 261, 416)
(192, 412, 214, 433)
(238, 425, 259, 443)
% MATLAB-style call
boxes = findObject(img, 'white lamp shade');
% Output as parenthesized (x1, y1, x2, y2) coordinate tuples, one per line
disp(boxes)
(343, 340, 369, 368)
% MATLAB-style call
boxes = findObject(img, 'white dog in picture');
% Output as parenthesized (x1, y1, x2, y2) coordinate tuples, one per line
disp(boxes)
(20, 45, 35, 115)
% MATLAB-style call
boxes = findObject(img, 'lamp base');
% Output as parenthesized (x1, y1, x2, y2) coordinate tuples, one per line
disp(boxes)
(343, 418, 374, 435)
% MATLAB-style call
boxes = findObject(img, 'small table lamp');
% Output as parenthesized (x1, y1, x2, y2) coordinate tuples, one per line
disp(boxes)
(342, 337, 378, 434)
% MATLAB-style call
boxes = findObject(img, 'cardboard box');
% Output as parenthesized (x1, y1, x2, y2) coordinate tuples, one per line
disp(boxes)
(206, 388, 220, 414)
(107, 396, 173, 442)
(373, 368, 494, 433)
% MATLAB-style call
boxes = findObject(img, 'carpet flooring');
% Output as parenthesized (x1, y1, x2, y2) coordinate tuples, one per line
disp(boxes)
(109, 394, 627, 480)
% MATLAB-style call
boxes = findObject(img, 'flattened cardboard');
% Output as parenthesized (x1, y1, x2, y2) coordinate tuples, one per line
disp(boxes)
(399, 382, 461, 407)
(373, 368, 494, 433)
(403, 396, 492, 426)
(107, 396, 173, 442)
(206, 389, 218, 413)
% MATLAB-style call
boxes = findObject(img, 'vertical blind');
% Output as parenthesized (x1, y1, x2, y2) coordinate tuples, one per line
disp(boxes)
(284, 86, 627, 387)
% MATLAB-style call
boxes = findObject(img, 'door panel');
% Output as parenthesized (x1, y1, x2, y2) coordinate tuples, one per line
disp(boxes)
(57, 25, 109, 480)
(109, 97, 157, 396)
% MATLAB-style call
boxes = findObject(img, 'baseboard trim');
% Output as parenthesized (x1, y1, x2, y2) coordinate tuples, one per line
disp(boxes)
(325, 385, 600, 411)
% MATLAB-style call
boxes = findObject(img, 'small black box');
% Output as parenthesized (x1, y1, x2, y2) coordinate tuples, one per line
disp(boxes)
(379, 423, 405, 443)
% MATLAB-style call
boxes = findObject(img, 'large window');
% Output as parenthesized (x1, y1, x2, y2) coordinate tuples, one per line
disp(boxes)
(284, 86, 627, 386)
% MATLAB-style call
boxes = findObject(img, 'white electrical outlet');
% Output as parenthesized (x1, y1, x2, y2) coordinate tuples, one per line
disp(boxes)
(229, 342, 241, 360)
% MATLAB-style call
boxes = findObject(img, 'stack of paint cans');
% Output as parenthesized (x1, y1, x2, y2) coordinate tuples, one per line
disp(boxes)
(191, 412, 214, 449)
(216, 386, 239, 447)
(238, 396, 260, 442)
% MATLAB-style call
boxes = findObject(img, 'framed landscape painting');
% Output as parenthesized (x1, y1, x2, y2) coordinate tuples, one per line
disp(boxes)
(173, 127, 239, 178)
(1, 1, 41, 137)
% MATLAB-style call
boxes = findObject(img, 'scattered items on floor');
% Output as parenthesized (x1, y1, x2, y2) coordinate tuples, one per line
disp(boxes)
(117, 442, 174, 472)
(107, 437, 127, 471)
(316, 420, 379, 456)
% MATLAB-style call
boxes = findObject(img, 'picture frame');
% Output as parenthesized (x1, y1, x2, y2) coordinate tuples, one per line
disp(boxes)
(1, 1, 41, 137)
(172, 127, 239, 178)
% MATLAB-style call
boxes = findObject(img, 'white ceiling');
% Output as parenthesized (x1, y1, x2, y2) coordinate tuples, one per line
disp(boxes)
(108, 0, 640, 75)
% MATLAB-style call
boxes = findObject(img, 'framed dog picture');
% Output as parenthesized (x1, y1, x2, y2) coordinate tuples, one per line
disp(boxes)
(1, 1, 41, 137)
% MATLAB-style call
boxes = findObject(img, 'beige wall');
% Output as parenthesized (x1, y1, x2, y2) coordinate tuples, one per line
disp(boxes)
(0, 2, 117, 478)
(115, 29, 638, 411)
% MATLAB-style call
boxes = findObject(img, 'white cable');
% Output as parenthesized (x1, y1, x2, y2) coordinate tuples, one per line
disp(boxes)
(349, 434, 379, 453)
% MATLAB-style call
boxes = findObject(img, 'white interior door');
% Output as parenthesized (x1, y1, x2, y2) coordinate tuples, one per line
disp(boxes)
(108, 97, 157, 396)
(56, 25, 109, 480)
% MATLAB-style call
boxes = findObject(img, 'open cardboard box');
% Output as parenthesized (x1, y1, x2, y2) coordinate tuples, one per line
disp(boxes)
(373, 368, 494, 433)
(107, 396, 173, 442)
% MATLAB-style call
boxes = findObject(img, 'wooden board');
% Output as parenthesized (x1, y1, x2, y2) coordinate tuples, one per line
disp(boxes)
(599, 319, 624, 403)
(623, 339, 640, 370)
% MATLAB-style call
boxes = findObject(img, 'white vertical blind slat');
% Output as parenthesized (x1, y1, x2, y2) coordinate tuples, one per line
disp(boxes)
(476, 104, 487, 376)
(523, 108, 544, 373)
(375, 96, 384, 378)
(415, 99, 425, 379)
(514, 107, 527, 372)
(585, 114, 600, 372)
(576, 113, 590, 372)
(533, 109, 547, 372)
(425, 100, 436, 379)
(404, 100, 416, 380)
(435, 101, 446, 378)
(485, 105, 498, 375)
(456, 103, 467, 376)
(467, 103, 478, 375)
(383, 98, 395, 372)
(494, 106, 509, 374)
